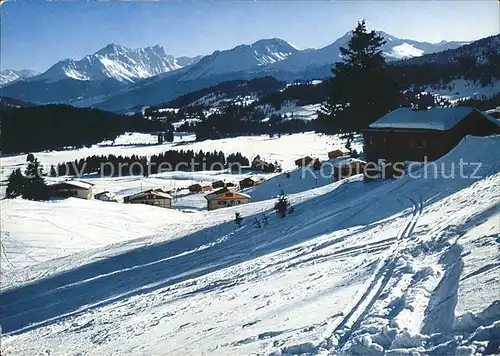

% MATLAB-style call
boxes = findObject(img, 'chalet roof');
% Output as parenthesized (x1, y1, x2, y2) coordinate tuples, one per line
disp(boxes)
(329, 149, 346, 154)
(369, 107, 499, 131)
(205, 187, 251, 201)
(50, 180, 94, 190)
(294, 156, 313, 162)
(332, 157, 366, 168)
(125, 189, 172, 201)
(239, 176, 259, 183)
(94, 191, 116, 198)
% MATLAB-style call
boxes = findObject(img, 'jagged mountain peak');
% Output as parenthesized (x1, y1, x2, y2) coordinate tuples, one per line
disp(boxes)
(35, 44, 187, 83)
(181, 38, 298, 81)
(0, 69, 39, 86)
(94, 43, 129, 55)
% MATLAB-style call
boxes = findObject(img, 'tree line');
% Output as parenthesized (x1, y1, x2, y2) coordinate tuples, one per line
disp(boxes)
(49, 149, 251, 177)
(0, 104, 164, 153)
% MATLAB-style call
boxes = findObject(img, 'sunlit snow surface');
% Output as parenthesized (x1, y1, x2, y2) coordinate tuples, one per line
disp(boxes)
(0, 134, 499, 356)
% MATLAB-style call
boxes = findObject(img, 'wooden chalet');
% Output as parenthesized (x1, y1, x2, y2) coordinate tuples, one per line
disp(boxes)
(212, 180, 225, 189)
(239, 176, 259, 189)
(94, 191, 118, 202)
(332, 158, 367, 182)
(328, 150, 346, 159)
(312, 158, 322, 170)
(124, 188, 173, 209)
(294, 156, 313, 167)
(251, 156, 275, 172)
(50, 180, 94, 200)
(363, 107, 500, 163)
(204, 187, 251, 211)
(188, 183, 203, 193)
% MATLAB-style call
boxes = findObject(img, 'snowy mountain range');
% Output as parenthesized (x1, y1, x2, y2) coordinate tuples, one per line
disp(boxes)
(0, 69, 39, 85)
(0, 32, 480, 111)
(36, 44, 200, 83)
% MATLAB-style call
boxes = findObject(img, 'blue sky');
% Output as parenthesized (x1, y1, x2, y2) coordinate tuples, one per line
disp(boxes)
(2, 0, 499, 72)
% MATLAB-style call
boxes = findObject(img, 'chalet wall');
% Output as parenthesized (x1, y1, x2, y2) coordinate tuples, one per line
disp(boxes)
(127, 198, 172, 208)
(363, 130, 456, 162)
(364, 111, 499, 163)
(208, 198, 249, 211)
(52, 187, 92, 200)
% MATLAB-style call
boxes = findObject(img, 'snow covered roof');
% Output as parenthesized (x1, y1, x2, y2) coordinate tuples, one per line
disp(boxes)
(125, 189, 172, 201)
(94, 191, 116, 198)
(369, 107, 500, 131)
(50, 180, 94, 190)
(205, 187, 251, 201)
(240, 176, 260, 183)
(332, 157, 366, 168)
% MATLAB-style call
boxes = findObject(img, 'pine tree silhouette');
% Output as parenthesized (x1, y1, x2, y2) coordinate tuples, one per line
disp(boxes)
(6, 169, 25, 198)
(23, 158, 49, 201)
(318, 20, 400, 136)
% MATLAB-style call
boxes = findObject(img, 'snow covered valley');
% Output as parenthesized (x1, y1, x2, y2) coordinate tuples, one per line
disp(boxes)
(1, 134, 499, 355)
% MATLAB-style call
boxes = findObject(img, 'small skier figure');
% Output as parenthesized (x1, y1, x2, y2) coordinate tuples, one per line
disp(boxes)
(235, 212, 243, 227)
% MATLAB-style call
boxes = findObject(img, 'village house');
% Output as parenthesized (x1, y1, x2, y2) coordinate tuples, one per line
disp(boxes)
(239, 176, 259, 189)
(328, 149, 347, 159)
(251, 155, 276, 172)
(363, 107, 500, 163)
(204, 187, 251, 211)
(332, 158, 367, 182)
(50, 180, 94, 200)
(123, 188, 173, 209)
(188, 183, 203, 193)
(94, 191, 118, 202)
(312, 158, 323, 170)
(212, 180, 225, 189)
(294, 156, 313, 167)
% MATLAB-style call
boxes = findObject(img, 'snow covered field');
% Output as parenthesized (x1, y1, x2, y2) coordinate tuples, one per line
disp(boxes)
(0, 132, 355, 183)
(1, 135, 499, 355)
(263, 102, 322, 121)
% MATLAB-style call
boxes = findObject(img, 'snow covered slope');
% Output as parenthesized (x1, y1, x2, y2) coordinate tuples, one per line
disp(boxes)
(36, 44, 183, 83)
(425, 78, 500, 103)
(1, 135, 499, 355)
(0, 69, 39, 86)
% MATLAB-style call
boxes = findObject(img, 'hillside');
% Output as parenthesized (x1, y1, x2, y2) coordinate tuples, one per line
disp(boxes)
(0, 96, 34, 109)
(1, 135, 498, 355)
(0, 104, 163, 153)
(395, 34, 500, 66)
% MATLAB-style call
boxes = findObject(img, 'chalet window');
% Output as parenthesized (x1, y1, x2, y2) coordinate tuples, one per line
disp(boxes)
(369, 136, 373, 145)
(217, 201, 223, 205)
(225, 193, 233, 197)
(383, 137, 388, 148)
(414, 138, 427, 149)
